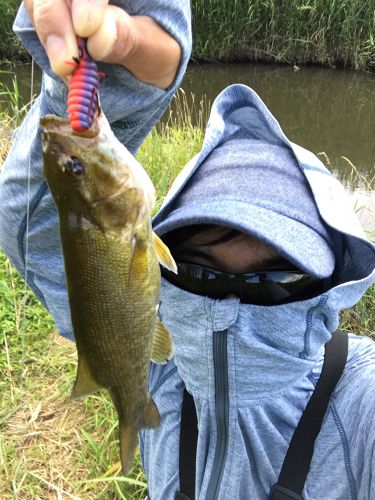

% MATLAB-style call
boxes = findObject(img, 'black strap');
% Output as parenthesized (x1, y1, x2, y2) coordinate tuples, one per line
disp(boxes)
(270, 330, 348, 499)
(175, 389, 198, 500)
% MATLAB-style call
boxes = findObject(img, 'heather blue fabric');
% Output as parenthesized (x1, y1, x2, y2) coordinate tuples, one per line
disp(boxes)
(0, 1, 191, 339)
(138, 85, 375, 500)
(153, 138, 335, 278)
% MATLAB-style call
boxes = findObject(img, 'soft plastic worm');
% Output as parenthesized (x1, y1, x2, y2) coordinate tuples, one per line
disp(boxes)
(68, 37, 101, 133)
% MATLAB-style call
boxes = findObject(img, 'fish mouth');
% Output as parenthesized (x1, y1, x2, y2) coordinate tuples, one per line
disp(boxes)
(40, 115, 100, 139)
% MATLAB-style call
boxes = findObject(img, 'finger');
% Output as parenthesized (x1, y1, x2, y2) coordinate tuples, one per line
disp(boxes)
(71, 0, 109, 37)
(86, 7, 119, 61)
(33, 0, 78, 77)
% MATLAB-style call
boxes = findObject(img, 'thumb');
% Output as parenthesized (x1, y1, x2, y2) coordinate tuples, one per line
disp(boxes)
(71, 0, 109, 37)
(87, 6, 134, 63)
(32, 0, 78, 77)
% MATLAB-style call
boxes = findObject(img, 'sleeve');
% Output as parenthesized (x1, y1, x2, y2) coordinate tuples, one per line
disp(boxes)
(0, 1, 191, 340)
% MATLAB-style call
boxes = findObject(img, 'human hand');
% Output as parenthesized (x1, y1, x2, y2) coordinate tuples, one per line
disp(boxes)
(24, 0, 181, 88)
(24, 0, 108, 77)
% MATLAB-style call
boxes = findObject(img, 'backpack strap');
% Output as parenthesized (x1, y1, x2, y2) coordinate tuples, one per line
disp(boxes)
(175, 388, 198, 500)
(269, 330, 348, 499)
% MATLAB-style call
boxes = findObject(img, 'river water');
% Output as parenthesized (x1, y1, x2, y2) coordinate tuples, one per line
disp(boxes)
(1, 62, 374, 234)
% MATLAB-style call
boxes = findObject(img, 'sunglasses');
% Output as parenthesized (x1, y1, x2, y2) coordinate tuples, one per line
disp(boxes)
(161, 262, 329, 305)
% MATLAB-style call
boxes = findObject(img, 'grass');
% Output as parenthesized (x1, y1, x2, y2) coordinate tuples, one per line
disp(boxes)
(0, 0, 28, 62)
(191, 0, 375, 70)
(1, 1, 375, 70)
(0, 83, 374, 498)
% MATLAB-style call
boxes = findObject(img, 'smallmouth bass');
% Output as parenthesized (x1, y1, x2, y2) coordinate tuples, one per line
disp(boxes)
(40, 114, 176, 475)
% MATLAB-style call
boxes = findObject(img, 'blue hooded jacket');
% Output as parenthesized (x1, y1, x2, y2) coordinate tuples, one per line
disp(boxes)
(139, 84, 375, 500)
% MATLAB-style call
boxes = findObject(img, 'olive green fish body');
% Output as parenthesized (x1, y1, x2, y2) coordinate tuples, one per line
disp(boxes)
(41, 114, 175, 474)
(61, 208, 159, 414)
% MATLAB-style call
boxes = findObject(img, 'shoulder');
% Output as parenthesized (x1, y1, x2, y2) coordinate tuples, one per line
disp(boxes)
(345, 332, 375, 380)
(331, 332, 375, 436)
(335, 333, 375, 399)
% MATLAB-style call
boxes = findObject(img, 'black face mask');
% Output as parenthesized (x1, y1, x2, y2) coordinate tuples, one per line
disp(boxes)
(161, 262, 332, 306)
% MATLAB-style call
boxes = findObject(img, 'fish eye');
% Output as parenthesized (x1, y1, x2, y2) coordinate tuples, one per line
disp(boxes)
(64, 156, 85, 177)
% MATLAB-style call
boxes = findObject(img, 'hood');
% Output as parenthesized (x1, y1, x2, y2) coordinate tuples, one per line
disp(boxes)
(153, 84, 375, 310)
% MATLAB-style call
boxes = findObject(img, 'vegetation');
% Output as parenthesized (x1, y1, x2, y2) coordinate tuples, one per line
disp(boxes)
(0, 83, 373, 498)
(191, 0, 375, 70)
(0, 0, 28, 61)
(1, 0, 375, 70)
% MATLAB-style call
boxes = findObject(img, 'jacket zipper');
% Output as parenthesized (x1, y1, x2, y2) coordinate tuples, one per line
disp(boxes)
(206, 329, 229, 500)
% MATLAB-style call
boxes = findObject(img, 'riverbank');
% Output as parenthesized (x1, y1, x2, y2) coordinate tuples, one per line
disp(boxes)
(192, 0, 375, 71)
(1, 1, 375, 71)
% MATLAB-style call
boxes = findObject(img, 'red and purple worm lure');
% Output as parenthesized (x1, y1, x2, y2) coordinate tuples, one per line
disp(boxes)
(67, 36, 102, 134)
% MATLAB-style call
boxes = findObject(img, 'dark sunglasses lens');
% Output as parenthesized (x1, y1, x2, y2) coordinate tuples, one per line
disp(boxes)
(162, 263, 325, 305)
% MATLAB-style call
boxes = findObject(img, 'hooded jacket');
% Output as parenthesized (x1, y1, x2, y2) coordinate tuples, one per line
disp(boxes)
(139, 84, 375, 500)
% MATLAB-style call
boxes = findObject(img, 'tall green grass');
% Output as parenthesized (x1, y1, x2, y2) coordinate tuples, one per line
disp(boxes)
(1, 1, 375, 70)
(0, 0, 27, 61)
(192, 0, 375, 70)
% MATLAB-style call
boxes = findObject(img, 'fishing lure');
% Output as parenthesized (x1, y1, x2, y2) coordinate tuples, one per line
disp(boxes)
(67, 36, 102, 134)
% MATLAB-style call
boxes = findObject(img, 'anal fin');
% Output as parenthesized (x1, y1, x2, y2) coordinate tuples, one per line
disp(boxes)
(151, 319, 174, 364)
(71, 353, 102, 399)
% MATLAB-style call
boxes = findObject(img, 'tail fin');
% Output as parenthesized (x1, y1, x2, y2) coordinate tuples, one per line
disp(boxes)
(118, 398, 160, 475)
(142, 396, 160, 429)
(119, 423, 138, 476)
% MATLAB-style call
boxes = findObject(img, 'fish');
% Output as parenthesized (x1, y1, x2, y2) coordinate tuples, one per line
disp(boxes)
(40, 113, 177, 475)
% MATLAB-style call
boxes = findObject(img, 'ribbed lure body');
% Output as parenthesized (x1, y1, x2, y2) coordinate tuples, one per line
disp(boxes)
(68, 37, 100, 133)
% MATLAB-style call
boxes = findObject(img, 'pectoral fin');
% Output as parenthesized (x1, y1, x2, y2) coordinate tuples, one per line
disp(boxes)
(151, 319, 174, 364)
(71, 353, 102, 399)
(152, 232, 178, 274)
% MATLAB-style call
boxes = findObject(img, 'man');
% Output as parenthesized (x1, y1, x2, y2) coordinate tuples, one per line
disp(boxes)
(139, 84, 375, 499)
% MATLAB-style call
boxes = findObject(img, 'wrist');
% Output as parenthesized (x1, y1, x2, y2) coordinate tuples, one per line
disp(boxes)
(118, 15, 182, 89)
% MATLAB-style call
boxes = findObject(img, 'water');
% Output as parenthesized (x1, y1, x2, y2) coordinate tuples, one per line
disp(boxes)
(0, 62, 374, 233)
(181, 63, 375, 188)
(179, 63, 375, 235)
